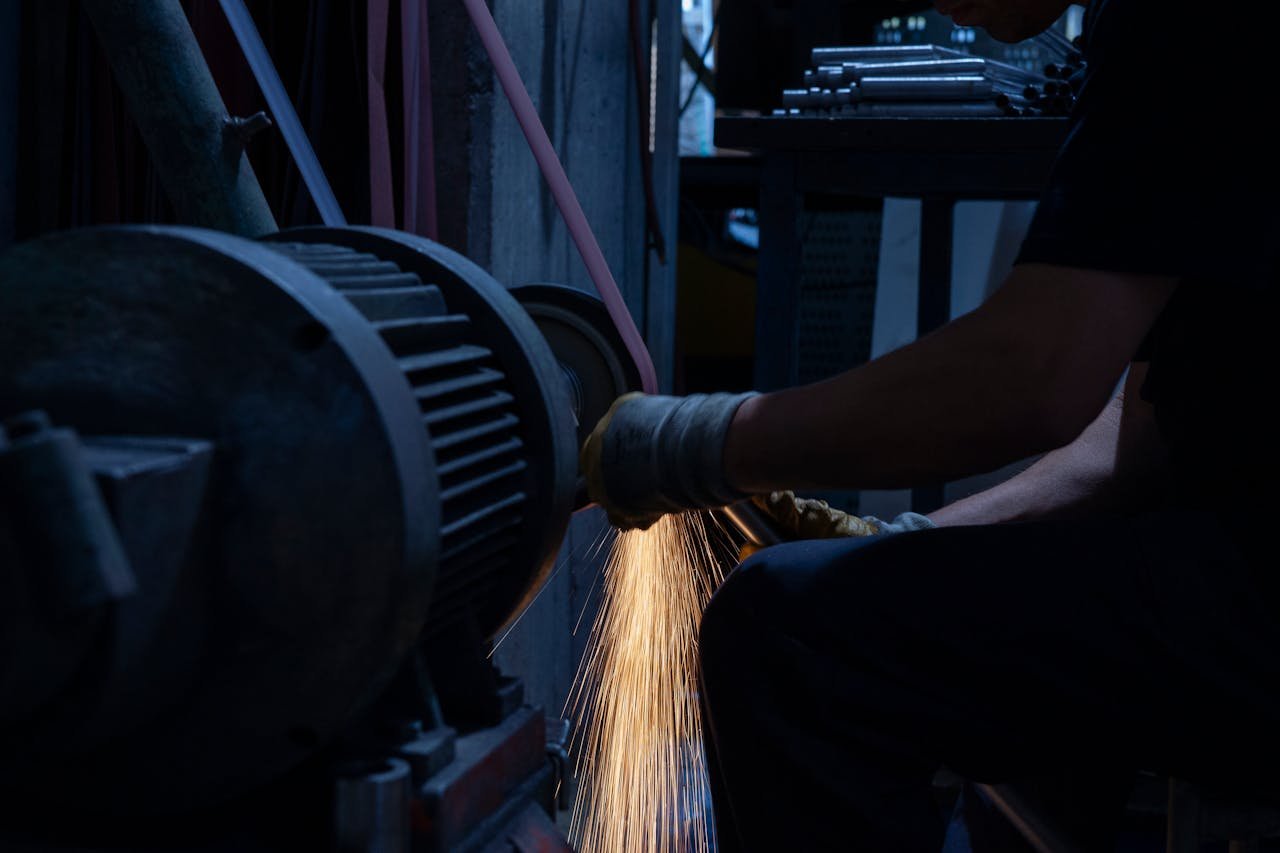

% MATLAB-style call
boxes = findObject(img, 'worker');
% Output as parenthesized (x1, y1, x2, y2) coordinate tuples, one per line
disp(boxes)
(582, 0, 1279, 849)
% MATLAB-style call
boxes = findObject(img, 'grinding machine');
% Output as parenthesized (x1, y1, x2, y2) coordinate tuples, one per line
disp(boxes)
(0, 224, 642, 851)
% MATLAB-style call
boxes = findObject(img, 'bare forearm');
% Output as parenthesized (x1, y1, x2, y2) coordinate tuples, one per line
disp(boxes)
(723, 265, 1175, 496)
(931, 364, 1169, 527)
(930, 401, 1122, 527)
(725, 314, 1074, 492)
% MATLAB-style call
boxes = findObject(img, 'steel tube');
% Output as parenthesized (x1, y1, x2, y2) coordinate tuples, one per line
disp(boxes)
(858, 75, 995, 101)
(219, 0, 346, 227)
(853, 101, 1008, 117)
(843, 58, 986, 84)
(812, 45, 965, 66)
(720, 501, 790, 549)
(82, 0, 276, 237)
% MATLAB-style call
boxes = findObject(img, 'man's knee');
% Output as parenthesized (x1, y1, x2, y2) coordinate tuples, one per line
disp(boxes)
(700, 538, 869, 670)
(699, 550, 770, 676)
(700, 534, 935, 671)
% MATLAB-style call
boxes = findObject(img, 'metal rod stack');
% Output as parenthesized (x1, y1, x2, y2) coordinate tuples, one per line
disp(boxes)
(773, 41, 1083, 119)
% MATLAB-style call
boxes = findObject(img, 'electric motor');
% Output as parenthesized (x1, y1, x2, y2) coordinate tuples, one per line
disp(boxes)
(0, 225, 636, 818)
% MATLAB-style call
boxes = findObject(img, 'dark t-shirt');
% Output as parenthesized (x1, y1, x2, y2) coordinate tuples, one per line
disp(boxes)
(1017, 0, 1280, 532)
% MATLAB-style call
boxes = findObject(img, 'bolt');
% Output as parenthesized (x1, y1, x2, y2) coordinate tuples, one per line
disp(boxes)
(226, 110, 273, 145)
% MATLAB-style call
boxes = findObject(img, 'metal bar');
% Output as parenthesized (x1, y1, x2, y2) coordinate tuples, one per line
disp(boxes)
(219, 0, 347, 227)
(859, 76, 995, 101)
(82, 0, 277, 237)
(719, 501, 788, 548)
(1035, 27, 1075, 59)
(843, 58, 988, 83)
(812, 45, 966, 65)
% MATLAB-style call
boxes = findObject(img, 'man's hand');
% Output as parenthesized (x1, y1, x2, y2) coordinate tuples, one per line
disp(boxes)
(580, 391, 758, 531)
(740, 491, 936, 559)
(754, 491, 879, 539)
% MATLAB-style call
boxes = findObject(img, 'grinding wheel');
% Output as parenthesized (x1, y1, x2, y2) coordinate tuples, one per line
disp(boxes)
(510, 284, 645, 452)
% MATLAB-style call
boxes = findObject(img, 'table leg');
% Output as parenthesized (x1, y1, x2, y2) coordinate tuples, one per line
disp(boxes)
(912, 197, 955, 514)
(754, 152, 802, 392)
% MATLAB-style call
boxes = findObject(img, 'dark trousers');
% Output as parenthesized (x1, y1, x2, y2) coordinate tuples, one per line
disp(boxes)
(698, 512, 1280, 852)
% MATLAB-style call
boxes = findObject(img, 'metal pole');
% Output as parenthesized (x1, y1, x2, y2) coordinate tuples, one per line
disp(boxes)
(219, 0, 347, 227)
(82, 0, 277, 237)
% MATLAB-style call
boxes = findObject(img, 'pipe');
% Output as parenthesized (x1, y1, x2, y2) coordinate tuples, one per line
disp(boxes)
(812, 45, 966, 66)
(82, 0, 277, 237)
(858, 75, 995, 101)
(842, 58, 989, 84)
(461, 0, 659, 396)
(719, 501, 789, 549)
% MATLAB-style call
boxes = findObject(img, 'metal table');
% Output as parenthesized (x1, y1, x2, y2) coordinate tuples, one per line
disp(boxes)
(714, 115, 1069, 511)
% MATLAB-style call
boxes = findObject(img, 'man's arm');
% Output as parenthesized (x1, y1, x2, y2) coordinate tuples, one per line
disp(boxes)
(929, 361, 1170, 527)
(724, 263, 1176, 493)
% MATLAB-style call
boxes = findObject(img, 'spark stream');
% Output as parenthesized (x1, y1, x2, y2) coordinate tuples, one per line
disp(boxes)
(568, 512, 733, 853)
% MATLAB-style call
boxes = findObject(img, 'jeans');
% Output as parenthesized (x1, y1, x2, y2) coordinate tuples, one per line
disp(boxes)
(698, 512, 1280, 852)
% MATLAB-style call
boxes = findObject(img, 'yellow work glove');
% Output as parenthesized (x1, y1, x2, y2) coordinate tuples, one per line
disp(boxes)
(741, 491, 935, 559)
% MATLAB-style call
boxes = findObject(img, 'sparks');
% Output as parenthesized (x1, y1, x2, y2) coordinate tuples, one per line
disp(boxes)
(568, 512, 732, 853)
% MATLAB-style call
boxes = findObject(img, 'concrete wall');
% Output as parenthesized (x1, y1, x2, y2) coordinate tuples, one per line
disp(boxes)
(428, 0, 680, 718)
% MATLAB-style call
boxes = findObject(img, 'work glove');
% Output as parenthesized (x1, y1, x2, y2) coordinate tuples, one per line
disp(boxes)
(580, 392, 759, 531)
(740, 490, 935, 559)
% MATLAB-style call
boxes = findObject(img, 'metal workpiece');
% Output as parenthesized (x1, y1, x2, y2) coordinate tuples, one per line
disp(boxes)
(81, 1, 277, 237)
(334, 759, 413, 853)
(719, 501, 789, 549)
(859, 75, 995, 101)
